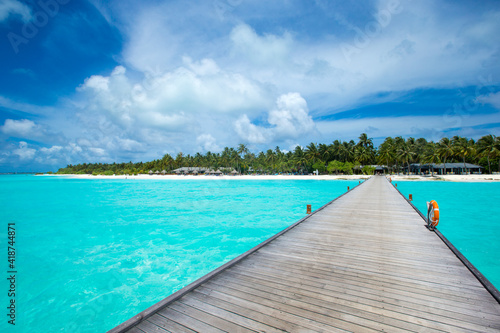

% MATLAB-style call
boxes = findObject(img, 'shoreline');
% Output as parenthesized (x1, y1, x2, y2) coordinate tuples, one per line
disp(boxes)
(43, 174, 500, 182)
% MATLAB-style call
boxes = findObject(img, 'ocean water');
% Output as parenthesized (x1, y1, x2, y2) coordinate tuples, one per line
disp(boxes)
(0, 175, 358, 333)
(395, 180, 500, 290)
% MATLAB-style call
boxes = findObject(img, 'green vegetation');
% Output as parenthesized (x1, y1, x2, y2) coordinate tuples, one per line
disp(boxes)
(56, 134, 500, 175)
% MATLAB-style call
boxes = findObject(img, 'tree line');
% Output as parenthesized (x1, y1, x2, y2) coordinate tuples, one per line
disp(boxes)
(56, 134, 500, 175)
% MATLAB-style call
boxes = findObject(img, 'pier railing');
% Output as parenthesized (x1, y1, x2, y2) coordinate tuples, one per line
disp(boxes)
(389, 177, 500, 304)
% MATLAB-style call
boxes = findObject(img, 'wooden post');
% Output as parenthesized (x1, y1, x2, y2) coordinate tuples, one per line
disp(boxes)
(306, 204, 311, 214)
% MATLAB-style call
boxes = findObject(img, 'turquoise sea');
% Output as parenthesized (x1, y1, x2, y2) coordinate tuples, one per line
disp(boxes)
(395, 180, 500, 291)
(1, 176, 499, 332)
(0, 175, 358, 332)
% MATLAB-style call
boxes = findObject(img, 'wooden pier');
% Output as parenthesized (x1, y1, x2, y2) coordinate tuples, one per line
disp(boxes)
(111, 176, 500, 332)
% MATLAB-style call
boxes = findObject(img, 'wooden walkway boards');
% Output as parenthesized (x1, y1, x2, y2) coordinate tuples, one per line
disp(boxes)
(111, 176, 500, 332)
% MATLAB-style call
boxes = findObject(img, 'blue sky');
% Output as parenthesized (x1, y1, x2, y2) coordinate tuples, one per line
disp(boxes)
(1, 0, 500, 172)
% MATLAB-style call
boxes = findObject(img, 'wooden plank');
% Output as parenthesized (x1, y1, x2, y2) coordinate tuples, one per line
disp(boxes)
(126, 327, 147, 333)
(111, 176, 500, 333)
(168, 301, 256, 333)
(216, 268, 500, 331)
(157, 307, 226, 333)
(188, 290, 316, 332)
(195, 285, 378, 332)
(143, 314, 196, 333)
(241, 254, 499, 308)
(133, 320, 170, 333)
(203, 278, 454, 333)
(178, 294, 291, 333)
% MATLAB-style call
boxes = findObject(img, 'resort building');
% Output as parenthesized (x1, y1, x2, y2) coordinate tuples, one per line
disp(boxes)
(171, 167, 239, 175)
(405, 163, 484, 175)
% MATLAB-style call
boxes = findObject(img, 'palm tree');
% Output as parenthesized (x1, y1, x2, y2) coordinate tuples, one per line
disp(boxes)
(397, 140, 416, 175)
(377, 137, 395, 173)
(355, 145, 373, 166)
(452, 136, 476, 174)
(237, 144, 249, 158)
(318, 143, 330, 163)
(329, 140, 342, 161)
(422, 143, 441, 176)
(496, 136, 500, 173)
(339, 141, 354, 163)
(305, 143, 320, 163)
(293, 146, 307, 174)
(265, 149, 276, 173)
(477, 134, 496, 174)
(437, 138, 454, 175)
(358, 133, 373, 148)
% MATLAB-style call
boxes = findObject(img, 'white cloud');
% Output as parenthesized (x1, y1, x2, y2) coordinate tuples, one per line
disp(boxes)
(196, 134, 221, 152)
(78, 64, 270, 126)
(0, 0, 31, 22)
(230, 24, 293, 66)
(0, 96, 57, 116)
(315, 111, 500, 143)
(40, 146, 63, 154)
(235, 93, 316, 144)
(3, 0, 500, 171)
(269, 93, 315, 139)
(476, 92, 500, 110)
(89, 147, 107, 156)
(1, 119, 37, 137)
(234, 115, 268, 144)
(13, 141, 36, 160)
(183, 57, 220, 76)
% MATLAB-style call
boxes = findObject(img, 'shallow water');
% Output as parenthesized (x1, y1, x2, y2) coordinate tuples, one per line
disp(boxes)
(1, 175, 498, 332)
(396, 180, 500, 290)
(0, 175, 358, 332)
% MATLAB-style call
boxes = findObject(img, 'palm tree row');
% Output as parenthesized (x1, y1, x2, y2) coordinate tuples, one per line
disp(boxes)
(57, 134, 500, 175)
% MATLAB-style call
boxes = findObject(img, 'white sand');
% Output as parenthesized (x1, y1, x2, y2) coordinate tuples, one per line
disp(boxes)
(46, 173, 500, 182)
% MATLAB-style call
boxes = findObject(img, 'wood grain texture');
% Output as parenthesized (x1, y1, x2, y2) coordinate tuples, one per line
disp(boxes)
(112, 176, 500, 333)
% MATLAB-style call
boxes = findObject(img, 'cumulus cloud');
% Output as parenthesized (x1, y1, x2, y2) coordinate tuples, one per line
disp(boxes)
(234, 115, 268, 144)
(235, 93, 316, 144)
(40, 146, 63, 154)
(1, 118, 66, 145)
(196, 134, 221, 152)
(13, 141, 36, 160)
(78, 64, 270, 128)
(0, 0, 31, 22)
(230, 24, 293, 66)
(1, 119, 37, 137)
(269, 93, 315, 139)
(2, 0, 500, 172)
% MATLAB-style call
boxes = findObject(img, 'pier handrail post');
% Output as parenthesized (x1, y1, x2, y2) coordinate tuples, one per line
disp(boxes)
(426, 202, 434, 230)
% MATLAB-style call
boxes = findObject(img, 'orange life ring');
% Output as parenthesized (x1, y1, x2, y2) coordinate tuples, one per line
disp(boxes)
(429, 200, 439, 227)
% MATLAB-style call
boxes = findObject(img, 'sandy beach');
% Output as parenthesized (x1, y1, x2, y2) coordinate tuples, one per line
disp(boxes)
(50, 173, 500, 182)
